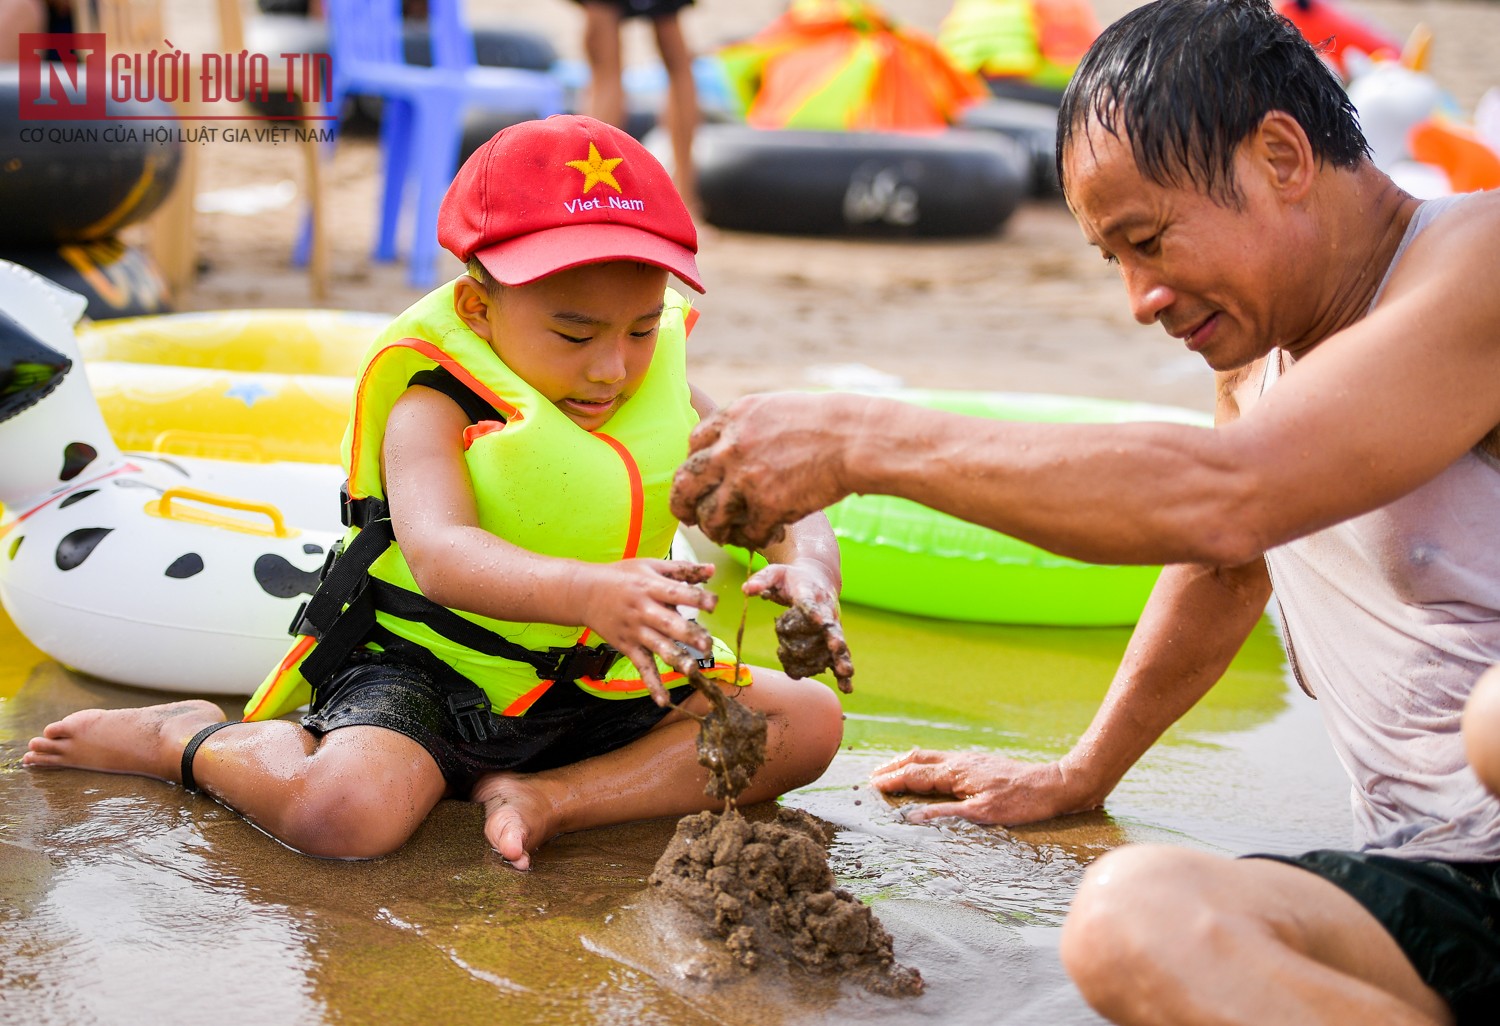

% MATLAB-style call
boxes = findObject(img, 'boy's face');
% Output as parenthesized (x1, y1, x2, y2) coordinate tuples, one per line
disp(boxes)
(458, 262, 671, 431)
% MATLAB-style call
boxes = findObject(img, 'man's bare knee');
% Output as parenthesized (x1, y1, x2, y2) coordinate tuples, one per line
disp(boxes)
(1062, 845, 1229, 1010)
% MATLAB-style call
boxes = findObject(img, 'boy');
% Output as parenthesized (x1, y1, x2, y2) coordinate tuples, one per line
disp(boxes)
(24, 115, 847, 871)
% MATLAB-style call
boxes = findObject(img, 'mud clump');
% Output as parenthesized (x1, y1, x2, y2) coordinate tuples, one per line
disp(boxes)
(774, 604, 854, 693)
(692, 669, 767, 802)
(650, 807, 924, 997)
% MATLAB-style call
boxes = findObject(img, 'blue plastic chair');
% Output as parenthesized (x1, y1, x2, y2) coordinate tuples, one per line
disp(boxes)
(308, 0, 566, 287)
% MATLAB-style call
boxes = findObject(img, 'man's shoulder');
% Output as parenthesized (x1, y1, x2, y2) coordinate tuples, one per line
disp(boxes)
(1380, 192, 1500, 296)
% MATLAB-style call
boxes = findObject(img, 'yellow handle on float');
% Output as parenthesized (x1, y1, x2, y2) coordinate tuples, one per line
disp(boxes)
(145, 487, 294, 538)
(150, 430, 270, 463)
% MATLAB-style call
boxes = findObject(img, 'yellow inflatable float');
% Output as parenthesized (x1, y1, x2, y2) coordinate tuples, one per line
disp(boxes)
(78, 308, 382, 464)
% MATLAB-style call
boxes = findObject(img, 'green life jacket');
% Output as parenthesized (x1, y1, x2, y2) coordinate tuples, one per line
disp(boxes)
(244, 282, 743, 724)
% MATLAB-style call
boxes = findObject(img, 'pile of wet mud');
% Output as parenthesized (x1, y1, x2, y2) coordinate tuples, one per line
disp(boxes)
(649, 609, 921, 996)
(649, 806, 924, 996)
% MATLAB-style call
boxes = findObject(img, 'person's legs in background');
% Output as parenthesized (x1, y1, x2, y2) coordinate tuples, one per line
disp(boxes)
(651, 9, 698, 206)
(581, 1, 626, 129)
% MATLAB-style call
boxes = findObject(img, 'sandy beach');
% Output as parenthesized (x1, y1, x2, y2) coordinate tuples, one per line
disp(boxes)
(165, 0, 1500, 416)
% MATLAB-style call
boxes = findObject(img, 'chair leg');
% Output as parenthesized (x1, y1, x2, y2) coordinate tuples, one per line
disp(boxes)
(406, 97, 463, 288)
(376, 99, 414, 263)
(300, 130, 329, 302)
(294, 91, 340, 273)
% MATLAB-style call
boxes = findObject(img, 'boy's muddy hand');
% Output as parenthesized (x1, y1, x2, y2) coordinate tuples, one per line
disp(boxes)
(577, 559, 717, 706)
(671, 394, 856, 550)
(746, 560, 855, 693)
(869, 750, 1103, 826)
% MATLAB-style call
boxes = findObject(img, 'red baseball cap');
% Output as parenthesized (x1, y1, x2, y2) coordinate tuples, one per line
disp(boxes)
(438, 114, 703, 293)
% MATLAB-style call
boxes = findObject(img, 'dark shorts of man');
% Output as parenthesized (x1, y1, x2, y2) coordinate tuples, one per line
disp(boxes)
(573, 0, 693, 20)
(1249, 849, 1500, 1024)
(301, 654, 692, 795)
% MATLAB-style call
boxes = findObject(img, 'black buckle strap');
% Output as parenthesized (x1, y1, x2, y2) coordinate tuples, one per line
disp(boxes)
(289, 502, 627, 691)
(549, 643, 620, 683)
(340, 480, 390, 530)
(446, 689, 491, 743)
(366, 578, 619, 684)
(290, 519, 393, 640)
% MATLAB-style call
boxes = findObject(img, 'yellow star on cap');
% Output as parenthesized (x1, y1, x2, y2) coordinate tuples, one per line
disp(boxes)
(565, 142, 623, 194)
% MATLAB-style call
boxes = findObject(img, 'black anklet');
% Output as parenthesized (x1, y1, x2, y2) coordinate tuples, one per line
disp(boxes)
(180, 720, 241, 793)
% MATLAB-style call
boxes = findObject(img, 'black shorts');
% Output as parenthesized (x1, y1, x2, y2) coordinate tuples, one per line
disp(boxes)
(1249, 849, 1500, 1023)
(301, 658, 693, 795)
(574, 0, 693, 20)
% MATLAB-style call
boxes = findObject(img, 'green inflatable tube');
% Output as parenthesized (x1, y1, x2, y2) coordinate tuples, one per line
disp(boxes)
(727, 389, 1212, 627)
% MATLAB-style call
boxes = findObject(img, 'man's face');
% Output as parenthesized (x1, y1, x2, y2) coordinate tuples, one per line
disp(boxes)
(1063, 122, 1293, 372)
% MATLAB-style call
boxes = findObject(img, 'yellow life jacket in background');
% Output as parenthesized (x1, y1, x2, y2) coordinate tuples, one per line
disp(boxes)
(244, 282, 745, 724)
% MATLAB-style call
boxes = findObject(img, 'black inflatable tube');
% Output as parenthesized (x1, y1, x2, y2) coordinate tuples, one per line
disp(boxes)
(0, 66, 184, 245)
(985, 77, 1066, 107)
(0, 239, 172, 320)
(688, 124, 1029, 238)
(958, 98, 1062, 197)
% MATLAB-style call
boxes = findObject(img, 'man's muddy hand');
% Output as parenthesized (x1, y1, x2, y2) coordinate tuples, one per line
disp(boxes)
(671, 394, 854, 551)
(868, 750, 1103, 826)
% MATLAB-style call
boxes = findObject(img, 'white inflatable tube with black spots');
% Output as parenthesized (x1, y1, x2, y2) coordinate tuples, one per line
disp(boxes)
(0, 262, 339, 696)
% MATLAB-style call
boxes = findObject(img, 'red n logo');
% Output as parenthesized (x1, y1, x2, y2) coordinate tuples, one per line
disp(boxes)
(19, 34, 107, 120)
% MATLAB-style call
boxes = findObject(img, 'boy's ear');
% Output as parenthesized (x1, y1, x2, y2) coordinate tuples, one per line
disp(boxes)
(453, 276, 496, 341)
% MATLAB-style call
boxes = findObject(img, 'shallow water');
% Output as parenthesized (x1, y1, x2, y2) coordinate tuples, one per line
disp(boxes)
(0, 554, 1352, 1026)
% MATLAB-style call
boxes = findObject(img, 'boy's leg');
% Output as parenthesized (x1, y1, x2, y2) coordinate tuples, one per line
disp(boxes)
(24, 702, 446, 859)
(1060, 846, 1455, 1026)
(472, 667, 843, 870)
(581, 1, 626, 130)
(652, 12, 699, 204)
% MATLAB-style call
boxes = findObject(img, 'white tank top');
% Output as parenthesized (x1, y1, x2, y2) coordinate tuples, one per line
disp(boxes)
(1262, 195, 1500, 860)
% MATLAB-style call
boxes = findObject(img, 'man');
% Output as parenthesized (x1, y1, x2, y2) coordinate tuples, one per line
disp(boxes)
(670, 1, 1500, 1023)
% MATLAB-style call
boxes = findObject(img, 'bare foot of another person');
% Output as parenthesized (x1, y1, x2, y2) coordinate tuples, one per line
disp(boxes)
(22, 700, 226, 783)
(471, 772, 563, 872)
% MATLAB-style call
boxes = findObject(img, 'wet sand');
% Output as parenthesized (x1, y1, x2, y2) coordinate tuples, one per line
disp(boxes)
(4, 0, 1497, 1022)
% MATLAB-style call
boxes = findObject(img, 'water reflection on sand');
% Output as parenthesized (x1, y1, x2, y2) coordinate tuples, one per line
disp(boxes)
(0, 558, 1350, 1026)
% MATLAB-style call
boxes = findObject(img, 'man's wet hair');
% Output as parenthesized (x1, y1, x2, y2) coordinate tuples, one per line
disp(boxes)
(1056, 0, 1369, 206)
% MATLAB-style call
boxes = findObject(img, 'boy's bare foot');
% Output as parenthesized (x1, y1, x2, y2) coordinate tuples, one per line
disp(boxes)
(471, 772, 563, 872)
(22, 700, 226, 783)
